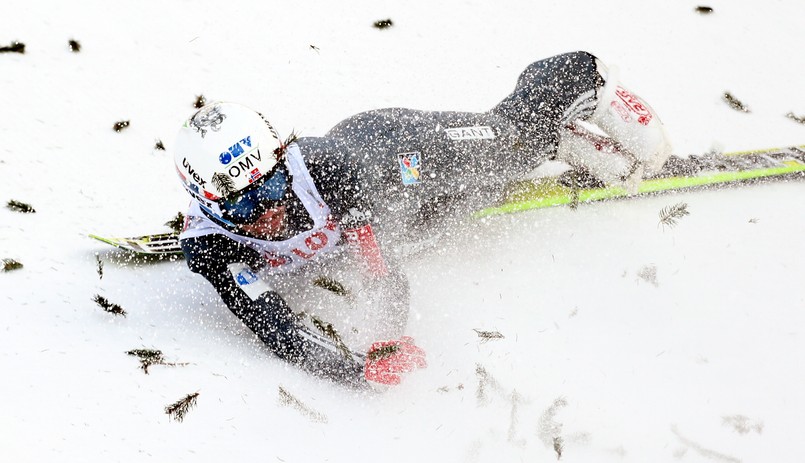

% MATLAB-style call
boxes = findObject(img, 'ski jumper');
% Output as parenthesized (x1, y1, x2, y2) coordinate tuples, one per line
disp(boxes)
(180, 51, 605, 385)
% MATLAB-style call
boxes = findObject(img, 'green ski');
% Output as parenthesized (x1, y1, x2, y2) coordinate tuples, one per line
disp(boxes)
(474, 144, 805, 218)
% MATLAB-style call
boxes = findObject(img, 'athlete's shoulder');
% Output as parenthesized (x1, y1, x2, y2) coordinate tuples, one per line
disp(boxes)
(295, 136, 352, 162)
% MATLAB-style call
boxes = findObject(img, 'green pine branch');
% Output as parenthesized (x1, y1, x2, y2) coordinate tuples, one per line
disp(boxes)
(475, 364, 505, 405)
(310, 315, 355, 362)
(278, 386, 328, 423)
(436, 383, 465, 393)
(2, 258, 23, 272)
(311, 276, 353, 299)
(373, 18, 393, 29)
(95, 254, 104, 279)
(92, 294, 127, 317)
(538, 397, 568, 456)
(126, 348, 187, 374)
(164, 212, 185, 233)
(658, 202, 690, 229)
(366, 343, 400, 362)
(723, 92, 750, 113)
(165, 392, 199, 422)
(473, 329, 505, 343)
(553, 436, 565, 460)
(786, 112, 805, 125)
(0, 41, 25, 53)
(6, 199, 35, 213)
(211, 173, 236, 197)
(194, 94, 206, 109)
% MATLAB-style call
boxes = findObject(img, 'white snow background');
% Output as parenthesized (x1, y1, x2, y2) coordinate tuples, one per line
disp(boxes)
(1, 1, 804, 462)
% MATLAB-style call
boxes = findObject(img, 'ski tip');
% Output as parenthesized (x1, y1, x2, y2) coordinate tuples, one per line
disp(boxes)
(88, 232, 184, 256)
(88, 234, 121, 247)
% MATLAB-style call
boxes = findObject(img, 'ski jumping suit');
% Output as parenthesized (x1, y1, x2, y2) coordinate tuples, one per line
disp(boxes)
(180, 51, 605, 386)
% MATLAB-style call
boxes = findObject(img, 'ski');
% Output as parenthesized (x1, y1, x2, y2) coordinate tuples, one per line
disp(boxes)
(89, 232, 183, 255)
(91, 144, 805, 255)
(474, 144, 805, 218)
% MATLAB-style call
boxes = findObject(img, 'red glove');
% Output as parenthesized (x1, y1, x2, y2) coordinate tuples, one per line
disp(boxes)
(364, 336, 427, 385)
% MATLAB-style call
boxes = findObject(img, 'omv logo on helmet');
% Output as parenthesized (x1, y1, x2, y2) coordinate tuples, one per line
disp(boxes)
(218, 136, 253, 165)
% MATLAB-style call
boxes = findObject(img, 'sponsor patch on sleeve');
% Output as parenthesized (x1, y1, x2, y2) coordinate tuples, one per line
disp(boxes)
(397, 151, 422, 185)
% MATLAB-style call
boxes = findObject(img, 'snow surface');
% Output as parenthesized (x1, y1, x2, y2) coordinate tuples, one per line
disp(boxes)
(2, 1, 804, 462)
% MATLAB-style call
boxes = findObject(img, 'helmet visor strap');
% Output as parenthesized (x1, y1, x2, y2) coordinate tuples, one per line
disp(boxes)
(219, 168, 289, 224)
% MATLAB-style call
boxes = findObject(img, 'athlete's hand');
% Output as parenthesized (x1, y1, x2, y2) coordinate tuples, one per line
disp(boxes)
(364, 336, 427, 385)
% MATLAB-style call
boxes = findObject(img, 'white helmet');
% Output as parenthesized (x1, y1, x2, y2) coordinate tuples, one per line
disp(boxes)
(174, 102, 287, 224)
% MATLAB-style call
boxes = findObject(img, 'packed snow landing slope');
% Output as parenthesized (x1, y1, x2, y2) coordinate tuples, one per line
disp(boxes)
(2, 0, 805, 462)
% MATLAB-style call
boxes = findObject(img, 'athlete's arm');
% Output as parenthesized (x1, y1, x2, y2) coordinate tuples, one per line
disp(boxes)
(180, 233, 368, 387)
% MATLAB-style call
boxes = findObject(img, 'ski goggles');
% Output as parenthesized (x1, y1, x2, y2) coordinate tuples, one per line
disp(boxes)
(218, 168, 289, 224)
